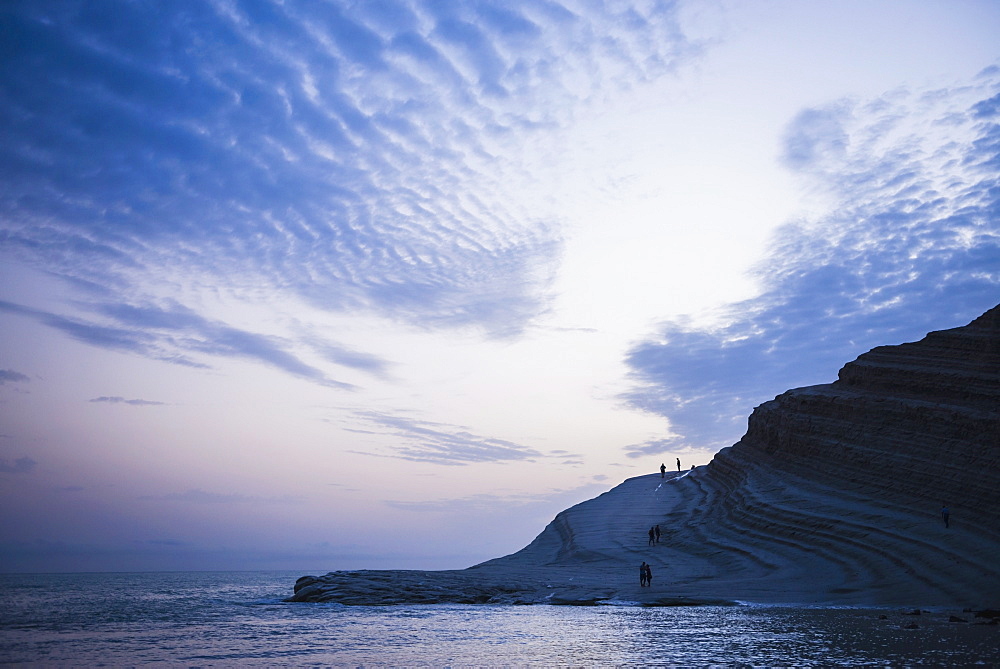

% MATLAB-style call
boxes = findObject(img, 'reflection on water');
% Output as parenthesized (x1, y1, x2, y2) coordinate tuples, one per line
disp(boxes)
(1, 572, 997, 666)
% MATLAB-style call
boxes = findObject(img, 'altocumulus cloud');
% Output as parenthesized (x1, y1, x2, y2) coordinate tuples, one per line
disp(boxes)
(624, 68, 1000, 454)
(0, 0, 696, 362)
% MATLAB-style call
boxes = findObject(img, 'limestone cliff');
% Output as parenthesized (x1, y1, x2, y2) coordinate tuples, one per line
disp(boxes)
(491, 304, 1000, 605)
(692, 307, 1000, 603)
(291, 305, 1000, 607)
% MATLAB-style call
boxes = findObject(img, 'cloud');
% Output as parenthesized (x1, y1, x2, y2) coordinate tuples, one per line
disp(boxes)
(309, 339, 393, 378)
(385, 492, 539, 513)
(147, 539, 188, 547)
(0, 1, 696, 340)
(0, 299, 152, 355)
(0, 457, 37, 474)
(348, 409, 543, 465)
(140, 489, 305, 505)
(0, 369, 30, 385)
(0, 298, 355, 389)
(622, 438, 678, 460)
(89, 396, 165, 406)
(623, 69, 1000, 453)
(780, 103, 852, 170)
(326, 482, 361, 492)
(547, 447, 585, 465)
(93, 301, 346, 385)
(384, 481, 608, 514)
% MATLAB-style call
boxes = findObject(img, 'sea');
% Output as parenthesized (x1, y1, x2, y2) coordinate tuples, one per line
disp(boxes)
(1, 571, 997, 667)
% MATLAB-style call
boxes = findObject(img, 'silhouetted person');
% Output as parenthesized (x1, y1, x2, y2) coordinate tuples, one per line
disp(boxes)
(655, 525, 661, 543)
(676, 457, 681, 472)
(640, 561, 648, 586)
(648, 527, 655, 546)
(644, 563, 653, 587)
(660, 463, 666, 478)
(941, 504, 950, 528)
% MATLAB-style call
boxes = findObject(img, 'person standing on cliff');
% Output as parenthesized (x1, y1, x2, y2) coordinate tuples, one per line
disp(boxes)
(941, 504, 950, 528)
(676, 457, 681, 472)
(660, 463, 666, 478)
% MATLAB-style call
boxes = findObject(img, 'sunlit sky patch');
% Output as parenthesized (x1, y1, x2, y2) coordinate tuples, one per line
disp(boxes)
(1, 0, 998, 572)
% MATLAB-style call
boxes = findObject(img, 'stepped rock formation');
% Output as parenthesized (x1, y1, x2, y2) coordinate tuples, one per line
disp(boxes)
(290, 305, 1000, 607)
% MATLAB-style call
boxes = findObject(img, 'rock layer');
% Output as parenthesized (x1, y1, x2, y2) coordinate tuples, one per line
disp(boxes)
(290, 305, 1000, 607)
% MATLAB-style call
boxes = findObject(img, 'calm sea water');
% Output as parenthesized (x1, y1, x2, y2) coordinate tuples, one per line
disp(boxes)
(1, 571, 997, 666)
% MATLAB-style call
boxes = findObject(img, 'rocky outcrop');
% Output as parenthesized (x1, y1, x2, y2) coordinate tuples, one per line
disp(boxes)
(290, 305, 1000, 607)
(287, 570, 543, 605)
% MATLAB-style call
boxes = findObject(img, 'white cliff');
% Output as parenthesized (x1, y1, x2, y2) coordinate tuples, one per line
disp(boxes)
(290, 305, 1000, 607)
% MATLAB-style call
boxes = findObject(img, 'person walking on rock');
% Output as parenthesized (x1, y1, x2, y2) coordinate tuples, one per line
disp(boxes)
(639, 562, 648, 587)
(676, 457, 681, 472)
(660, 463, 666, 478)
(648, 527, 656, 546)
(644, 563, 653, 587)
(655, 525, 661, 543)
(941, 504, 950, 528)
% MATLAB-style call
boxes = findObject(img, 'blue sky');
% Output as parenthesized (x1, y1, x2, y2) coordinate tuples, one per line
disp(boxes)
(1, 0, 998, 572)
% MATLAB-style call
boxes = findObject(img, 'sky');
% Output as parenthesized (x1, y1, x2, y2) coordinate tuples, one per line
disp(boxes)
(1, 0, 998, 573)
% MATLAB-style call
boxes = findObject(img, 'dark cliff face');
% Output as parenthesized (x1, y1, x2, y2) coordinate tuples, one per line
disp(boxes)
(717, 304, 1000, 522)
(838, 304, 1000, 409)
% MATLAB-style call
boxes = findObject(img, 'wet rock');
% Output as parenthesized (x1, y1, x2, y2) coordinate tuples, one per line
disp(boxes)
(293, 575, 319, 594)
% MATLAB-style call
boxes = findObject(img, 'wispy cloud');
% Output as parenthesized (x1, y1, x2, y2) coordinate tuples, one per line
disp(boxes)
(623, 438, 681, 460)
(140, 489, 305, 505)
(0, 300, 155, 356)
(384, 480, 608, 513)
(624, 69, 1000, 453)
(147, 539, 189, 547)
(0, 457, 37, 474)
(308, 339, 393, 378)
(0, 298, 354, 388)
(348, 409, 543, 465)
(0, 369, 30, 385)
(89, 396, 165, 406)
